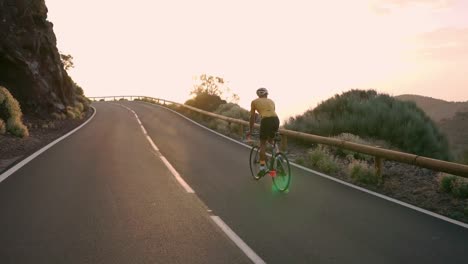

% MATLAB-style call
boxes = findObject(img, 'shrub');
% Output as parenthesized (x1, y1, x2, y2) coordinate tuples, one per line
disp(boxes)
(206, 103, 250, 137)
(453, 180, 468, 199)
(0, 86, 29, 137)
(51, 112, 62, 120)
(440, 175, 456, 193)
(75, 102, 84, 113)
(348, 159, 379, 185)
(304, 146, 340, 174)
(185, 93, 227, 112)
(66, 107, 76, 119)
(99, 99, 105, 102)
(284, 89, 451, 160)
(439, 174, 468, 198)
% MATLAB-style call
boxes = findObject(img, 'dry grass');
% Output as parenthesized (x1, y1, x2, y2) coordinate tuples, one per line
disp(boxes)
(299, 146, 341, 174)
(348, 159, 379, 185)
(0, 86, 29, 137)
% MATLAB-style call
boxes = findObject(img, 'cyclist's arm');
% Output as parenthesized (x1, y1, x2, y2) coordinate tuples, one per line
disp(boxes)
(249, 101, 256, 134)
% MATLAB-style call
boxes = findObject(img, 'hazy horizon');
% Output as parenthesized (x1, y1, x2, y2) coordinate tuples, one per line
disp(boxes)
(45, 0, 468, 119)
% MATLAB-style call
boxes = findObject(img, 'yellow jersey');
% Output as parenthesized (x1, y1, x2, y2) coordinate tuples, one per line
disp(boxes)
(252, 98, 277, 118)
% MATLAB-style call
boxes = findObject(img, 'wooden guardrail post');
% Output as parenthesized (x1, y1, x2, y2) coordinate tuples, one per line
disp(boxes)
(280, 135, 288, 152)
(238, 124, 244, 138)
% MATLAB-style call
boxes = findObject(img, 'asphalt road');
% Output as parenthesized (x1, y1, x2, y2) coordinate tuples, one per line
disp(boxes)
(0, 103, 250, 264)
(1, 101, 467, 263)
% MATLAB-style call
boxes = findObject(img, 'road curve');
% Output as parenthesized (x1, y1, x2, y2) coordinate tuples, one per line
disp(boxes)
(0, 103, 251, 264)
(124, 101, 468, 264)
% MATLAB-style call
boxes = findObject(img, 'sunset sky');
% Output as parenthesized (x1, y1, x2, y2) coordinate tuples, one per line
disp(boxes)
(45, 0, 468, 120)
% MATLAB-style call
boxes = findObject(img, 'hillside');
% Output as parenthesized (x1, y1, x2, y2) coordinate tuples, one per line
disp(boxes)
(438, 112, 468, 163)
(396, 94, 468, 163)
(396, 95, 468, 122)
(0, 0, 82, 117)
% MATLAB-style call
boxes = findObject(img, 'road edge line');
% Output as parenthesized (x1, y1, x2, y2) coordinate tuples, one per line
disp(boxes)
(0, 106, 97, 184)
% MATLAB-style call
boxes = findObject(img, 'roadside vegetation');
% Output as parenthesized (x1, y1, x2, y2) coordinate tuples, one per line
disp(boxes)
(0, 86, 29, 137)
(284, 89, 452, 161)
(439, 174, 468, 199)
(131, 85, 468, 223)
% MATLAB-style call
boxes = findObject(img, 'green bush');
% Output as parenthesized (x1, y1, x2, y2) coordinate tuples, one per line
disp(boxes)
(348, 159, 379, 185)
(439, 174, 468, 198)
(0, 86, 29, 137)
(284, 89, 452, 160)
(440, 175, 456, 193)
(205, 103, 250, 137)
(304, 146, 340, 174)
(453, 180, 468, 199)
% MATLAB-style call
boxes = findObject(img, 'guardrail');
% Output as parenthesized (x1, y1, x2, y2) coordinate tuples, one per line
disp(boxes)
(90, 95, 468, 179)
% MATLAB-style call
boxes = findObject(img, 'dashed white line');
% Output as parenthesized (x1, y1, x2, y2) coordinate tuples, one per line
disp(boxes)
(211, 216, 266, 264)
(146, 136, 159, 151)
(118, 103, 266, 262)
(118, 103, 195, 194)
(159, 156, 195, 193)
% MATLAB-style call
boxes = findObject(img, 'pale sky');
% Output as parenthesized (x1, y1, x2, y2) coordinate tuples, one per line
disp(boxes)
(45, 0, 468, 120)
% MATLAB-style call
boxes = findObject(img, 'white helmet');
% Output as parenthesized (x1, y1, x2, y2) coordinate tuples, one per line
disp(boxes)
(256, 87, 268, 97)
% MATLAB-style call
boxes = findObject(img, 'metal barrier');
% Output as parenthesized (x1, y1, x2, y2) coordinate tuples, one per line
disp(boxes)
(90, 96, 468, 178)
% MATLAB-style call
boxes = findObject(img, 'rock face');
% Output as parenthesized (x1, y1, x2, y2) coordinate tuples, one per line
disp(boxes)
(0, 0, 76, 117)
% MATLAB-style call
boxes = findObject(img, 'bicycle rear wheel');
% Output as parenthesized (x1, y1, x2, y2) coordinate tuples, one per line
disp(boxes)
(249, 146, 262, 180)
(272, 152, 291, 192)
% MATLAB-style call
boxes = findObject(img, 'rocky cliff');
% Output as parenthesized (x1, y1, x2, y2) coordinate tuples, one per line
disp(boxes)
(0, 0, 78, 117)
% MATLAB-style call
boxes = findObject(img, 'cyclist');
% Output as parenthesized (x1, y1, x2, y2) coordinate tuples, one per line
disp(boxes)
(247, 88, 280, 176)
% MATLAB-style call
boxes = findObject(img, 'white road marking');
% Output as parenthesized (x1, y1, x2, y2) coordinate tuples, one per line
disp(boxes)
(118, 103, 195, 194)
(0, 107, 97, 184)
(210, 216, 266, 264)
(141, 102, 468, 230)
(146, 136, 159, 151)
(120, 103, 265, 262)
(159, 156, 195, 193)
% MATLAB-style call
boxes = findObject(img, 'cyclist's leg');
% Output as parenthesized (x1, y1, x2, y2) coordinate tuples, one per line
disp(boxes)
(267, 116, 280, 145)
(259, 139, 267, 164)
(259, 118, 269, 168)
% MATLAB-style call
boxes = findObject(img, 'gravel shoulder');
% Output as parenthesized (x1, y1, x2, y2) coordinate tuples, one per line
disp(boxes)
(0, 108, 94, 173)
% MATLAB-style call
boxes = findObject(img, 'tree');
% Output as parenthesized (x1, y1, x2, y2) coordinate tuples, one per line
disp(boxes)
(60, 53, 74, 71)
(191, 74, 225, 97)
(190, 74, 240, 103)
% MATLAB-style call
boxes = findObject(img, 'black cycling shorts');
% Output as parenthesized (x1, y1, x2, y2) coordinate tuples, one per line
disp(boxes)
(260, 116, 280, 140)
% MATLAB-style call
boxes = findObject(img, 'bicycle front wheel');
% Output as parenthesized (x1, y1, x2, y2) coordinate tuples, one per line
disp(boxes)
(272, 152, 291, 192)
(249, 146, 262, 180)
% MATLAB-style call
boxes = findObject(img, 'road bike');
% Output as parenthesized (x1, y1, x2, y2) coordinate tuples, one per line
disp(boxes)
(248, 132, 291, 192)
